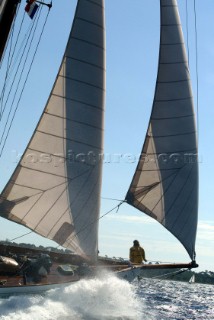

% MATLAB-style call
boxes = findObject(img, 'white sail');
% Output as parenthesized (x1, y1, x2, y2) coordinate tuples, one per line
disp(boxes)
(0, 0, 106, 260)
(189, 274, 195, 283)
(126, 0, 198, 261)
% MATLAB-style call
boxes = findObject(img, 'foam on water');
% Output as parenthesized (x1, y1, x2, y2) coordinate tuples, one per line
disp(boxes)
(0, 272, 142, 320)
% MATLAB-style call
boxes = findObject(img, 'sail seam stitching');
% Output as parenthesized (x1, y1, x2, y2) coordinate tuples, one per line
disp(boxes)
(155, 96, 193, 102)
(161, 42, 184, 46)
(157, 79, 190, 84)
(51, 94, 104, 111)
(37, 130, 103, 151)
(162, 24, 181, 27)
(66, 55, 105, 71)
(149, 131, 196, 138)
(159, 61, 188, 65)
(11, 182, 44, 192)
(27, 147, 98, 167)
(152, 115, 194, 120)
(44, 111, 103, 131)
(76, 17, 104, 30)
(84, 0, 103, 8)
(145, 148, 197, 155)
(58, 74, 105, 91)
(71, 36, 104, 50)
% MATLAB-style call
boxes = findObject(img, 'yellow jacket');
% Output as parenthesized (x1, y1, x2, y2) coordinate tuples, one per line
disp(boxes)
(129, 246, 146, 264)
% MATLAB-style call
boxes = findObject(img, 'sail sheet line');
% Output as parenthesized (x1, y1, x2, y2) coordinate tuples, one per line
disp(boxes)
(51, 94, 104, 111)
(44, 111, 104, 131)
(58, 74, 105, 91)
(66, 200, 125, 252)
(36, 130, 104, 151)
(66, 55, 106, 71)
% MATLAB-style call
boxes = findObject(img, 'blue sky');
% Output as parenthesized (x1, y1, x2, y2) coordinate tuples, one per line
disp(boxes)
(0, 0, 213, 272)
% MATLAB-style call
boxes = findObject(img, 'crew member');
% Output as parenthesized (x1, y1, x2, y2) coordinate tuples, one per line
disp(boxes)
(129, 240, 147, 264)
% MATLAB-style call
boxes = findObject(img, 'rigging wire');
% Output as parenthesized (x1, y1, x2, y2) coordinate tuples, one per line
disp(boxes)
(0, 1, 21, 70)
(9, 231, 33, 242)
(185, 0, 190, 65)
(138, 268, 189, 282)
(193, 0, 199, 139)
(0, 10, 26, 120)
(0, 5, 51, 158)
(0, 6, 42, 139)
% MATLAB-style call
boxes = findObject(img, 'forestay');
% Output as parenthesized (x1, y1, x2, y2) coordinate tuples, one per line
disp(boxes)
(126, 0, 198, 260)
(0, 0, 20, 61)
(0, 0, 105, 260)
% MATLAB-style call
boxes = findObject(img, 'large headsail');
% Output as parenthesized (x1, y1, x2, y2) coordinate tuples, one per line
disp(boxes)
(126, 0, 198, 260)
(0, 0, 20, 61)
(0, 0, 105, 260)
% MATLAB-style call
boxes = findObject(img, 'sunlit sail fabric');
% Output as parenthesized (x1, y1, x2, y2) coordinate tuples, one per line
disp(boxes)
(0, 0, 19, 61)
(126, 0, 198, 260)
(0, 0, 105, 259)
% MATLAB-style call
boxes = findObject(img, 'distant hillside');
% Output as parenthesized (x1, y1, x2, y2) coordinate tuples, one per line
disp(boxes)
(168, 269, 214, 285)
(0, 239, 72, 254)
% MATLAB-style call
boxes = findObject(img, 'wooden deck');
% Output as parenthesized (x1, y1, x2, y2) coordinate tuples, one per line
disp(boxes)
(0, 262, 81, 288)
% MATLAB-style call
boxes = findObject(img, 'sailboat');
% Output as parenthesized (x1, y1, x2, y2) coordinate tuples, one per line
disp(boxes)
(189, 274, 195, 284)
(0, 0, 199, 294)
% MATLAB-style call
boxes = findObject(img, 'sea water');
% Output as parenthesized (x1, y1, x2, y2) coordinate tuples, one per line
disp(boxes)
(0, 273, 213, 320)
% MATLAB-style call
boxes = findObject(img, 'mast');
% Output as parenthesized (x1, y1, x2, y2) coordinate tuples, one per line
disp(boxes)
(0, 0, 20, 61)
(0, 0, 106, 260)
(126, 0, 198, 261)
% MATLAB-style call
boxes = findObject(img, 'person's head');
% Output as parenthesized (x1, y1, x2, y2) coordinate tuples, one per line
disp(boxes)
(133, 240, 139, 247)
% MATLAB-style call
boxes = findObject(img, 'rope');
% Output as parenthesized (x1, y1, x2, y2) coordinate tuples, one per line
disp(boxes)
(0, 5, 51, 158)
(0, 10, 26, 119)
(138, 268, 189, 283)
(9, 231, 33, 242)
(193, 0, 199, 139)
(185, 0, 190, 65)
